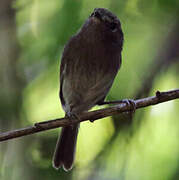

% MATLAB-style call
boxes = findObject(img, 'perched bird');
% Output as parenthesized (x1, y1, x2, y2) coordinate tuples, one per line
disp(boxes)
(53, 8, 124, 171)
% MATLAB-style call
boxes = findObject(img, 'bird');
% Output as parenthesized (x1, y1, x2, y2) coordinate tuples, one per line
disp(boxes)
(53, 8, 124, 171)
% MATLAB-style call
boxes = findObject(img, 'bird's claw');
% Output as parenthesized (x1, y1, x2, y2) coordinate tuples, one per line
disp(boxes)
(65, 112, 80, 127)
(122, 99, 136, 113)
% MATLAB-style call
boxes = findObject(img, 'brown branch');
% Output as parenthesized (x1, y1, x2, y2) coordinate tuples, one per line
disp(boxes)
(0, 89, 179, 142)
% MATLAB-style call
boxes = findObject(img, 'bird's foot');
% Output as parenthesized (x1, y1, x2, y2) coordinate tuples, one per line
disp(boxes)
(98, 99, 136, 112)
(97, 100, 124, 105)
(65, 112, 80, 128)
(121, 99, 136, 114)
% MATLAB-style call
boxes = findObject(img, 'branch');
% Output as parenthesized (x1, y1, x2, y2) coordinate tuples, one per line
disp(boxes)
(0, 89, 179, 142)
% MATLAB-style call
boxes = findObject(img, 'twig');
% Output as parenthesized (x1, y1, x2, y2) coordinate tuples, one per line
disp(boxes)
(0, 89, 179, 142)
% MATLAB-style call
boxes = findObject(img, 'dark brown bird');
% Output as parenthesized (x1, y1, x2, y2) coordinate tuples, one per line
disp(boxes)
(53, 8, 124, 171)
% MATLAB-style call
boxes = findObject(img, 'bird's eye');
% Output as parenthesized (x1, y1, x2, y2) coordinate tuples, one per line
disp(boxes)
(94, 11, 101, 18)
(109, 22, 117, 32)
(90, 11, 101, 19)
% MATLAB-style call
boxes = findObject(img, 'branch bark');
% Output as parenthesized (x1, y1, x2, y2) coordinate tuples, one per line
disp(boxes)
(0, 89, 179, 142)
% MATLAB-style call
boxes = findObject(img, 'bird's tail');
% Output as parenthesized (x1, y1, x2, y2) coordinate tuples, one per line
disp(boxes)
(52, 124, 79, 171)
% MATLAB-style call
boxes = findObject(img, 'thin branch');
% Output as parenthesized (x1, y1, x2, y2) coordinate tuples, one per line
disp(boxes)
(0, 89, 179, 142)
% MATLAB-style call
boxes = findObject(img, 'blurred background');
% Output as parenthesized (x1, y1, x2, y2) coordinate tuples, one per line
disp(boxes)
(0, 0, 179, 179)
